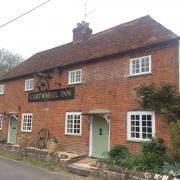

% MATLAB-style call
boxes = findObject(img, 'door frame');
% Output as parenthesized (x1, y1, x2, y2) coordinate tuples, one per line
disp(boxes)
(89, 114, 110, 157)
(7, 116, 18, 144)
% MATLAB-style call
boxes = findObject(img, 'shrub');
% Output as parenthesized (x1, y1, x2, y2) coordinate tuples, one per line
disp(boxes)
(142, 138, 166, 155)
(169, 120, 180, 160)
(141, 139, 167, 171)
(108, 144, 129, 159)
(98, 140, 169, 173)
(162, 162, 180, 177)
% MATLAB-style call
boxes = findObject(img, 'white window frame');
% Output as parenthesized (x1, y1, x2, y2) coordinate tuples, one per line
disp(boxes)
(25, 79, 34, 91)
(127, 111, 155, 142)
(65, 112, 82, 136)
(130, 55, 151, 76)
(21, 113, 33, 132)
(0, 84, 5, 95)
(68, 69, 82, 85)
(0, 114, 2, 130)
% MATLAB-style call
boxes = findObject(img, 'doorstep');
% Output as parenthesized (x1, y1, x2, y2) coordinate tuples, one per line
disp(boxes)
(66, 158, 98, 176)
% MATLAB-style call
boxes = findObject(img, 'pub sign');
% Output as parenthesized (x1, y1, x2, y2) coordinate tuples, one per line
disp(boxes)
(28, 87, 75, 102)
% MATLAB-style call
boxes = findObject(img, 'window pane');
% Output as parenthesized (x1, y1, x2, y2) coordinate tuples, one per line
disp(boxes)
(135, 115, 139, 120)
(131, 115, 135, 120)
(142, 121, 146, 126)
(142, 115, 146, 120)
(147, 115, 152, 120)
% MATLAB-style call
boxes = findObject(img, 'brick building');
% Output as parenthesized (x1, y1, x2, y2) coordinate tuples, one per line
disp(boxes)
(0, 16, 179, 157)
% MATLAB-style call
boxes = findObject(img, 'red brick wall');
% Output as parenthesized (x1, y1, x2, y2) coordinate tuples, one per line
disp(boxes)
(0, 42, 179, 155)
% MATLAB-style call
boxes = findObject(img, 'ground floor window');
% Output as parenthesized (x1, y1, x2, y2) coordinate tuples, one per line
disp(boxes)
(65, 112, 82, 136)
(21, 113, 33, 132)
(0, 114, 2, 129)
(127, 111, 155, 141)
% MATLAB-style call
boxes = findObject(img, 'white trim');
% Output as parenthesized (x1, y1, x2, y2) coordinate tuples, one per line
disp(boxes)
(7, 120, 11, 143)
(127, 111, 155, 142)
(65, 112, 82, 136)
(68, 69, 82, 85)
(0, 114, 2, 130)
(89, 115, 93, 157)
(0, 84, 5, 95)
(129, 55, 151, 76)
(25, 79, 34, 91)
(108, 117, 110, 151)
(21, 113, 33, 132)
(179, 40, 180, 92)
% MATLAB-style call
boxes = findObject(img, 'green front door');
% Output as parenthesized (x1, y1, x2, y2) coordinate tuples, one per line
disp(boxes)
(92, 116, 109, 157)
(8, 117, 18, 144)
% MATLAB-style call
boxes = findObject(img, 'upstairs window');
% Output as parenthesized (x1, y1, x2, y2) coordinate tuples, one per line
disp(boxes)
(68, 69, 82, 85)
(0, 84, 5, 95)
(65, 112, 82, 135)
(127, 111, 155, 141)
(25, 79, 34, 91)
(21, 113, 33, 132)
(0, 114, 2, 130)
(130, 55, 151, 76)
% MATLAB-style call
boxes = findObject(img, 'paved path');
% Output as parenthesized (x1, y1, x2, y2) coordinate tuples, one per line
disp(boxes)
(0, 156, 86, 180)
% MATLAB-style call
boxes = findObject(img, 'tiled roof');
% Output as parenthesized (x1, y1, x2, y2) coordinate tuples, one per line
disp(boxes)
(1, 15, 178, 81)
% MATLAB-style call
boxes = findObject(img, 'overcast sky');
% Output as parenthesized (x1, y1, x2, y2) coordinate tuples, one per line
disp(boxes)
(0, 0, 180, 59)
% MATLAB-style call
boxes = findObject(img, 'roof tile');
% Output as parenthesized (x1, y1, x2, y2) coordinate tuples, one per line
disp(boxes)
(1, 15, 178, 81)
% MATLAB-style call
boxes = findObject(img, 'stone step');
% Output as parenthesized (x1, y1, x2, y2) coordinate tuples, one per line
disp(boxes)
(66, 163, 96, 177)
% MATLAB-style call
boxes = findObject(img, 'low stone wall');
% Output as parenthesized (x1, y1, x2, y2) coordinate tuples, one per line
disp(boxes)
(0, 143, 85, 165)
(96, 169, 175, 180)
(91, 164, 179, 180)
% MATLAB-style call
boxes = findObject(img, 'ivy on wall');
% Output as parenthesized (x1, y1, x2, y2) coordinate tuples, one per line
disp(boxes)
(135, 83, 180, 157)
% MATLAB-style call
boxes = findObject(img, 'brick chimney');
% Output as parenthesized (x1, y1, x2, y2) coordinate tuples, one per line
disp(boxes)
(73, 21, 92, 42)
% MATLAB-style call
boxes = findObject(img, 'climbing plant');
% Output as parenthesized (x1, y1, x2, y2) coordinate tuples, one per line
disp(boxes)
(135, 83, 180, 158)
(136, 83, 180, 122)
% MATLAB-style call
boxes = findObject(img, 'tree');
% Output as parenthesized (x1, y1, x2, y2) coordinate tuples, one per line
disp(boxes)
(0, 49, 23, 75)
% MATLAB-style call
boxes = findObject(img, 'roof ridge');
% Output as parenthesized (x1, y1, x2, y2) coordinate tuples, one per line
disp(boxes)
(0, 15, 178, 82)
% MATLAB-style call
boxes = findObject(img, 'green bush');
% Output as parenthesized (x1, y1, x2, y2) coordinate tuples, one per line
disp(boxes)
(140, 139, 167, 171)
(142, 138, 166, 154)
(98, 140, 169, 173)
(169, 120, 180, 160)
(162, 162, 180, 177)
(108, 144, 129, 159)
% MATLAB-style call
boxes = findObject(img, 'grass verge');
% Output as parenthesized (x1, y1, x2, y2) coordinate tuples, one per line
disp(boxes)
(0, 149, 57, 171)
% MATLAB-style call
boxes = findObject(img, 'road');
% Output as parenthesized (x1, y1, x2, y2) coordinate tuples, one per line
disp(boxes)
(0, 156, 86, 180)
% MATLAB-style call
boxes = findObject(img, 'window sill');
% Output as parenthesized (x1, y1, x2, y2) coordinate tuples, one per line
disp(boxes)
(21, 130, 32, 133)
(64, 133, 81, 136)
(0, 94, 4, 96)
(126, 138, 151, 142)
(128, 72, 152, 78)
(67, 82, 82, 86)
(25, 89, 33, 92)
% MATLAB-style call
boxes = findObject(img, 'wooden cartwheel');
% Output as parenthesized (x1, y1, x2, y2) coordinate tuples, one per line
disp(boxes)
(36, 128, 49, 149)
